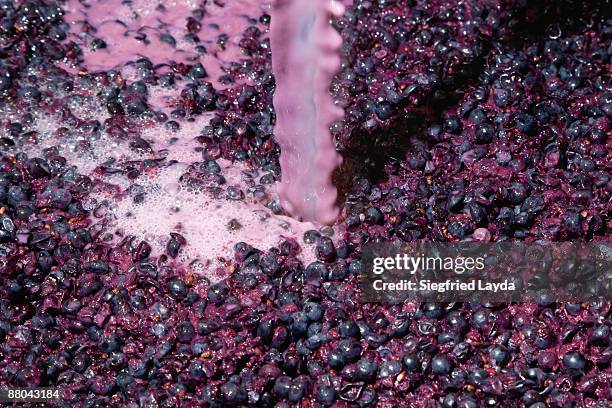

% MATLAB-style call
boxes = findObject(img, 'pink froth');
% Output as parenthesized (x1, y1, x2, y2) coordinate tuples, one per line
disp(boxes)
(63, 0, 267, 86)
(96, 162, 320, 274)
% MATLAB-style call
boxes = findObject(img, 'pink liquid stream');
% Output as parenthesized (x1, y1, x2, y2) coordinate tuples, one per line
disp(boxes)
(270, 0, 345, 225)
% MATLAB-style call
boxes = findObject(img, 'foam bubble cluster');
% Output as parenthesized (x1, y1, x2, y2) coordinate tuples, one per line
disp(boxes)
(98, 161, 318, 269)
(1, 62, 322, 283)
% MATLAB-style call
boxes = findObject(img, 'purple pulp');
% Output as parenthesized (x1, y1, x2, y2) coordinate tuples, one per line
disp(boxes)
(0, 0, 610, 407)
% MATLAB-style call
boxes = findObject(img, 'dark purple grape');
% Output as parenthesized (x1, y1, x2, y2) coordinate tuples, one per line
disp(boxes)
(315, 237, 336, 261)
(315, 384, 336, 406)
(167, 278, 187, 299)
(562, 351, 587, 372)
(356, 358, 378, 382)
(378, 360, 401, 379)
(188, 63, 208, 79)
(402, 353, 419, 372)
(431, 354, 453, 375)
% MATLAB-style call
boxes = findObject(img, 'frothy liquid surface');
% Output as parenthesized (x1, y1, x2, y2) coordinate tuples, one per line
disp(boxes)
(8, 0, 343, 282)
(63, 0, 269, 87)
(271, 0, 345, 225)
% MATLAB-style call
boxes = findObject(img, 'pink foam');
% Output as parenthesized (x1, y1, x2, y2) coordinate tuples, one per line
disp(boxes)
(100, 162, 319, 270)
(63, 0, 266, 86)
(64, 0, 197, 67)
(271, 0, 345, 225)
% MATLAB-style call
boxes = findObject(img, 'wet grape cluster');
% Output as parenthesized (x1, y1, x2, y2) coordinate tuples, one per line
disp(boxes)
(0, 0, 611, 407)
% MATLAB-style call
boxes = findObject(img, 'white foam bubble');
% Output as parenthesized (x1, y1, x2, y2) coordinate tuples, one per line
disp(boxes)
(18, 102, 145, 178)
